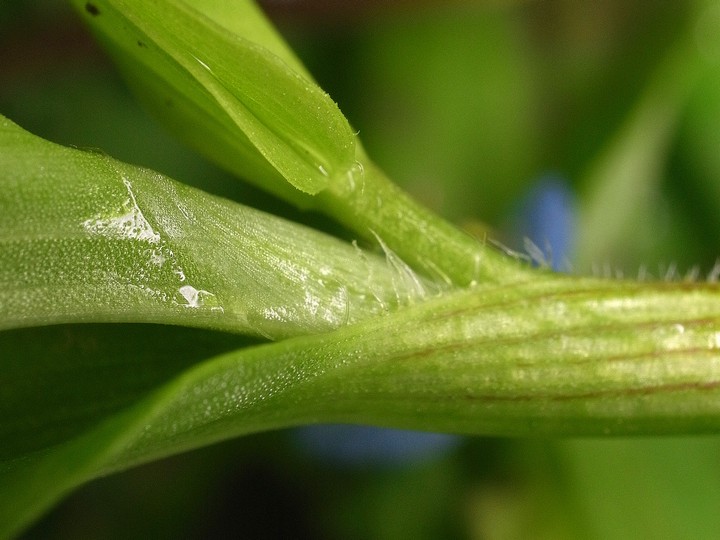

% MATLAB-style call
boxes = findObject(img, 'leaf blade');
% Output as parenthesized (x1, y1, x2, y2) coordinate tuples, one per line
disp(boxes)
(0, 116, 424, 338)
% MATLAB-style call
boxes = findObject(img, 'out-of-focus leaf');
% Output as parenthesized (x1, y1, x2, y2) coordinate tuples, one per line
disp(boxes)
(4, 272, 720, 536)
(671, 1, 720, 258)
(350, 9, 539, 225)
(559, 438, 720, 540)
(575, 28, 706, 272)
(0, 324, 253, 464)
(0, 116, 428, 338)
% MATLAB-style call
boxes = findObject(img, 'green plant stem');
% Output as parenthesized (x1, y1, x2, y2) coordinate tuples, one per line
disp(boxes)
(4, 272, 720, 537)
(318, 148, 530, 287)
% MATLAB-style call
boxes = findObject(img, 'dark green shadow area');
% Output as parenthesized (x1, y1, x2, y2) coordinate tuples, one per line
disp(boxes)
(0, 324, 258, 462)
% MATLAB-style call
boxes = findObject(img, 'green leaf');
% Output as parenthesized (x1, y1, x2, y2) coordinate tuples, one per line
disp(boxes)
(70, 0, 527, 287)
(71, 0, 355, 197)
(576, 29, 705, 271)
(0, 323, 253, 538)
(559, 438, 720, 540)
(0, 324, 253, 465)
(4, 272, 720, 536)
(182, 0, 315, 82)
(0, 115, 430, 338)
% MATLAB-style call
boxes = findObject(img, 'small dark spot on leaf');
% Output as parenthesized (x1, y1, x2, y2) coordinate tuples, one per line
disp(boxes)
(85, 2, 100, 16)
(137, 40, 147, 48)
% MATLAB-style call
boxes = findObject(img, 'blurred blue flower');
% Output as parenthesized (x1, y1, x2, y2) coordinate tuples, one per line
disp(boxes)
(293, 425, 460, 467)
(514, 175, 576, 271)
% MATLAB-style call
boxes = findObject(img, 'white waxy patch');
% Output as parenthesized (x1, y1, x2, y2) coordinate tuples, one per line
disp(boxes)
(303, 290, 321, 316)
(149, 248, 166, 267)
(177, 285, 221, 310)
(262, 305, 291, 323)
(83, 172, 223, 313)
(83, 179, 160, 243)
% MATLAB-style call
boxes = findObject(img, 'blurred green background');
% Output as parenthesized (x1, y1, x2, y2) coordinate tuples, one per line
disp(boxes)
(4, 1, 720, 538)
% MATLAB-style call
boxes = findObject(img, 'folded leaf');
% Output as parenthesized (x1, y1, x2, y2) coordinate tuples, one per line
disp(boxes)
(72, 0, 355, 198)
